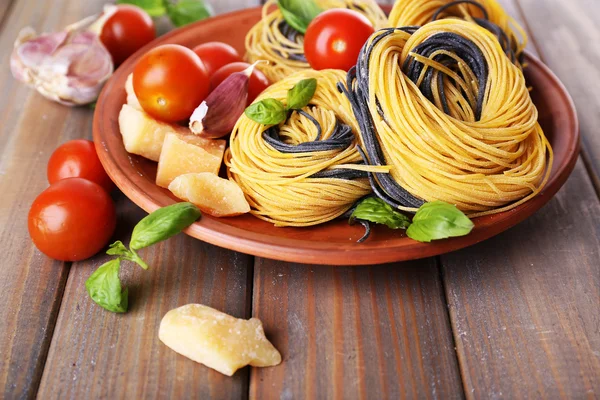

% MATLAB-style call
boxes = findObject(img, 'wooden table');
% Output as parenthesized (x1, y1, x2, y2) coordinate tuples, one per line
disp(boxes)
(1, 0, 598, 398)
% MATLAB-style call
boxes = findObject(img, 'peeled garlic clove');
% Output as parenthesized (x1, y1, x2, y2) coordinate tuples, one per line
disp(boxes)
(190, 62, 260, 138)
(10, 26, 113, 106)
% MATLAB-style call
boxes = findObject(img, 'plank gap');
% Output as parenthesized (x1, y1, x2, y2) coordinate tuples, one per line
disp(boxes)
(436, 256, 468, 400)
(0, 0, 18, 36)
(31, 261, 72, 399)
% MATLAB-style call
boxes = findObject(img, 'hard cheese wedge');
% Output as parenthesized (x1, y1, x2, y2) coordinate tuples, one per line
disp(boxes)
(169, 173, 251, 217)
(125, 73, 142, 110)
(118, 104, 190, 162)
(156, 132, 226, 188)
(159, 304, 281, 376)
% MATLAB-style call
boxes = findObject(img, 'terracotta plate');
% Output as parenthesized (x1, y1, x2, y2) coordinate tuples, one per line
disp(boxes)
(93, 7, 580, 266)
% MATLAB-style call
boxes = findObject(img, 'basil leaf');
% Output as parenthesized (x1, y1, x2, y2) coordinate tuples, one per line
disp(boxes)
(277, 0, 321, 34)
(245, 99, 287, 125)
(117, 0, 167, 17)
(287, 78, 317, 110)
(85, 259, 128, 313)
(351, 197, 411, 230)
(165, 0, 213, 27)
(107, 241, 130, 257)
(130, 202, 201, 251)
(407, 201, 474, 243)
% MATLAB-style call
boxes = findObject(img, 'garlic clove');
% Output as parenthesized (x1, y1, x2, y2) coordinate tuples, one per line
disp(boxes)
(190, 62, 264, 138)
(10, 24, 113, 106)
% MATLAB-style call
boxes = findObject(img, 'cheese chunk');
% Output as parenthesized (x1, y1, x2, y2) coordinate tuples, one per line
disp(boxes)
(159, 304, 281, 376)
(118, 104, 190, 162)
(125, 74, 142, 110)
(169, 173, 251, 217)
(156, 132, 225, 188)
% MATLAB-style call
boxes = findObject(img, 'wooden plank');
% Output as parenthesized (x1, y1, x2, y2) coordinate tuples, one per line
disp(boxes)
(250, 260, 464, 399)
(36, 1, 259, 399)
(441, 0, 600, 397)
(249, 1, 462, 398)
(0, 0, 15, 27)
(442, 160, 600, 398)
(212, 0, 261, 14)
(514, 0, 600, 192)
(37, 196, 254, 399)
(0, 1, 106, 399)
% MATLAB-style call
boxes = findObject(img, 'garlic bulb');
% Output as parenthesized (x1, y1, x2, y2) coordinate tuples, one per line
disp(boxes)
(10, 24, 113, 106)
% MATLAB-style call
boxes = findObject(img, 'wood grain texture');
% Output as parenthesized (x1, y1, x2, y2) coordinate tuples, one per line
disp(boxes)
(0, 0, 15, 27)
(440, 1, 600, 397)
(37, 196, 254, 399)
(514, 0, 600, 193)
(0, 1, 105, 399)
(442, 160, 600, 399)
(212, 0, 261, 14)
(35, 1, 259, 399)
(250, 260, 464, 399)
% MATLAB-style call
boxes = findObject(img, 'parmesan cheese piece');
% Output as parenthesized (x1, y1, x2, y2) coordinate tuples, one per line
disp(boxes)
(159, 304, 281, 376)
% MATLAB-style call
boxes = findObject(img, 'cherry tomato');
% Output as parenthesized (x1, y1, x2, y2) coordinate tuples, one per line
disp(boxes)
(133, 44, 210, 122)
(211, 62, 270, 105)
(99, 5, 155, 66)
(192, 42, 243, 76)
(28, 178, 116, 262)
(304, 9, 375, 71)
(47, 140, 114, 193)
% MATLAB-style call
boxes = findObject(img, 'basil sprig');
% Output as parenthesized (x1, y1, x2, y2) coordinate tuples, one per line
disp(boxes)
(85, 202, 201, 313)
(287, 78, 318, 110)
(85, 259, 128, 313)
(245, 78, 318, 125)
(277, 0, 321, 34)
(350, 198, 474, 243)
(407, 201, 474, 242)
(117, 0, 212, 27)
(351, 197, 410, 229)
(245, 98, 287, 125)
(131, 202, 201, 250)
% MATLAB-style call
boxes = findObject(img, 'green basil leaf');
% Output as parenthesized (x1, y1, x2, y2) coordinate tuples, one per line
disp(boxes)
(130, 202, 201, 251)
(116, 0, 167, 17)
(107, 241, 130, 257)
(407, 201, 474, 243)
(245, 99, 287, 125)
(287, 78, 317, 110)
(85, 259, 128, 313)
(351, 197, 411, 230)
(165, 0, 213, 27)
(277, 0, 321, 34)
(128, 248, 150, 270)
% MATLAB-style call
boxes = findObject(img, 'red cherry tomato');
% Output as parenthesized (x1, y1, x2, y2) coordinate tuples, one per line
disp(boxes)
(47, 140, 114, 193)
(192, 42, 243, 76)
(211, 62, 270, 105)
(99, 5, 155, 66)
(28, 178, 116, 262)
(304, 9, 375, 71)
(133, 44, 210, 122)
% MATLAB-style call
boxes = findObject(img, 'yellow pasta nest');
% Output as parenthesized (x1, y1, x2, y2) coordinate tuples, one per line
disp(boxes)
(245, 0, 387, 83)
(226, 69, 387, 227)
(341, 19, 552, 217)
(388, 0, 527, 66)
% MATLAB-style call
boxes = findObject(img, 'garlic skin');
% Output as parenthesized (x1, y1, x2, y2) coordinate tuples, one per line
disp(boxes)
(10, 25, 113, 106)
(189, 63, 260, 138)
